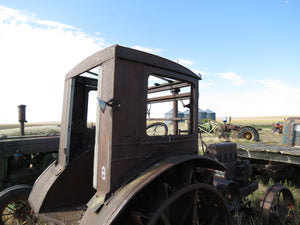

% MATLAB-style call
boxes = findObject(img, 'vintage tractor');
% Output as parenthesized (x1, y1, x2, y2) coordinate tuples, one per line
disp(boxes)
(2, 45, 290, 225)
(198, 118, 260, 142)
(0, 134, 59, 224)
(272, 121, 284, 134)
(220, 117, 260, 142)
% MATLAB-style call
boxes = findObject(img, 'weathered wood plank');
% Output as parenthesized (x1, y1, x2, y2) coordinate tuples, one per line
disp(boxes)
(237, 143, 300, 165)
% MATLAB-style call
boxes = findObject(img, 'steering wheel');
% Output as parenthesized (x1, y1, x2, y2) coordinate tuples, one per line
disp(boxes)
(146, 122, 168, 136)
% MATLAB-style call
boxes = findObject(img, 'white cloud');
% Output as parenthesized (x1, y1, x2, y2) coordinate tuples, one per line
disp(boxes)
(257, 79, 291, 92)
(36, 19, 75, 29)
(199, 79, 300, 117)
(0, 6, 28, 23)
(0, 6, 107, 123)
(199, 81, 215, 89)
(217, 72, 245, 86)
(192, 69, 207, 76)
(176, 59, 194, 67)
(132, 46, 162, 55)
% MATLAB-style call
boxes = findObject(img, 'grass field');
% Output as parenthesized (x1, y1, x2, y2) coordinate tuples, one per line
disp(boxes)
(0, 122, 60, 136)
(216, 115, 300, 125)
(0, 122, 60, 130)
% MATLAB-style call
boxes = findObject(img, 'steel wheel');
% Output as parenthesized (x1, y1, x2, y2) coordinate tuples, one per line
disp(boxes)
(0, 185, 32, 225)
(148, 184, 231, 225)
(260, 184, 295, 225)
(146, 122, 168, 136)
(81, 163, 229, 225)
(113, 182, 231, 225)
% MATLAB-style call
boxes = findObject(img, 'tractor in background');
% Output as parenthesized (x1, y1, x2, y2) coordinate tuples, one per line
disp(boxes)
(199, 117, 260, 142)
(272, 121, 284, 134)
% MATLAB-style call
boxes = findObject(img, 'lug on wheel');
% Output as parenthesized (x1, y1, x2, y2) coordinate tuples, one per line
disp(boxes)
(111, 166, 231, 225)
(260, 184, 295, 225)
(0, 185, 32, 225)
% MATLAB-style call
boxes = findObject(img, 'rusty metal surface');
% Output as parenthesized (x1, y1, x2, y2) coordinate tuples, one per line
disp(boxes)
(0, 135, 59, 191)
(206, 142, 238, 179)
(82, 155, 226, 225)
(93, 55, 200, 200)
(282, 117, 300, 147)
(29, 150, 94, 213)
(66, 45, 200, 81)
(213, 178, 241, 209)
(0, 135, 59, 157)
(28, 161, 63, 213)
(237, 143, 300, 165)
(260, 184, 295, 225)
(206, 142, 258, 206)
(29, 45, 226, 225)
(94, 58, 115, 198)
(145, 184, 231, 225)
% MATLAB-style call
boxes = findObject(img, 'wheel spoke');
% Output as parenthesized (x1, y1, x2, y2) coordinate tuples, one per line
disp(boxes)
(2, 214, 14, 223)
(192, 189, 199, 225)
(178, 200, 192, 225)
(130, 211, 145, 225)
(2, 213, 13, 216)
(160, 212, 171, 225)
(5, 204, 16, 212)
(163, 182, 175, 197)
(1, 201, 31, 225)
(110, 181, 230, 225)
(209, 206, 220, 225)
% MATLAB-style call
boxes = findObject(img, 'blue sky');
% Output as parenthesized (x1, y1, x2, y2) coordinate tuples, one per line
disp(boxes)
(0, 1, 299, 123)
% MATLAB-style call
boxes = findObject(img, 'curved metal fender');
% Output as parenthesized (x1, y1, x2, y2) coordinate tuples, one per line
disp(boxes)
(81, 154, 225, 225)
(0, 184, 32, 197)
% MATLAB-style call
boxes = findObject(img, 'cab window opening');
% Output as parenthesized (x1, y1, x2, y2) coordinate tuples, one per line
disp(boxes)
(146, 74, 192, 136)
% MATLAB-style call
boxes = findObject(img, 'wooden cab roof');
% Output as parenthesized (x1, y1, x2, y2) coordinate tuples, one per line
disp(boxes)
(65, 45, 200, 80)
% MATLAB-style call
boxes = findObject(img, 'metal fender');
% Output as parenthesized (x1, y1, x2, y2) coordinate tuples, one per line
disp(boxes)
(81, 154, 225, 225)
(29, 150, 94, 214)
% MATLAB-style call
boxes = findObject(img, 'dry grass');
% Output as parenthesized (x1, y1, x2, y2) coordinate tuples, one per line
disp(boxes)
(0, 124, 60, 137)
(216, 115, 300, 125)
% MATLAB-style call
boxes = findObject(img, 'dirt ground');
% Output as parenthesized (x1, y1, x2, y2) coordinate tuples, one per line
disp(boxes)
(258, 128, 283, 144)
(200, 127, 283, 146)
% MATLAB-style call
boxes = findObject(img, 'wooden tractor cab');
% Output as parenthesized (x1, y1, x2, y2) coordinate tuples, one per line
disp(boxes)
(29, 45, 231, 224)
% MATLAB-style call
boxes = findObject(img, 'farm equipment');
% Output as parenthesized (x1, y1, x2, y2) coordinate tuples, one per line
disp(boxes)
(223, 123, 259, 142)
(14, 45, 292, 225)
(282, 117, 300, 147)
(198, 120, 220, 135)
(198, 118, 260, 142)
(272, 121, 284, 134)
(0, 135, 59, 224)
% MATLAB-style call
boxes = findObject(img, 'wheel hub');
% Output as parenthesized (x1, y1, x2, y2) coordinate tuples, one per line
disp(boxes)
(243, 132, 253, 140)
